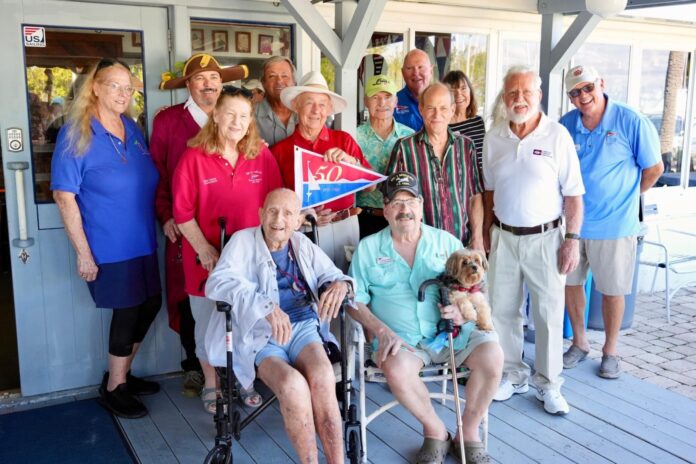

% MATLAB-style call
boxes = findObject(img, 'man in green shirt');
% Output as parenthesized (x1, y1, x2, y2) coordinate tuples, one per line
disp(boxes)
(356, 75, 414, 237)
(348, 172, 501, 464)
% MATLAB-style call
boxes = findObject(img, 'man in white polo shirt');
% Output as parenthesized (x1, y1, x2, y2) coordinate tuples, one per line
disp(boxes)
(482, 65, 585, 416)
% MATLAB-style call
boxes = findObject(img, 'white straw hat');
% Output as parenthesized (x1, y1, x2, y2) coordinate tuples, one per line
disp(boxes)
(280, 71, 347, 115)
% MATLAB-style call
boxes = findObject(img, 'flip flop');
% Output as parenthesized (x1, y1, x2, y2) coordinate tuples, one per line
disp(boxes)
(240, 385, 262, 409)
(201, 387, 219, 414)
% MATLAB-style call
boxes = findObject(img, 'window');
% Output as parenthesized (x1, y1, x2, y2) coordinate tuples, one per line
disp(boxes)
(572, 43, 630, 103)
(190, 20, 293, 85)
(365, 33, 405, 89)
(500, 39, 539, 79)
(640, 49, 690, 180)
(22, 26, 145, 203)
(416, 32, 488, 113)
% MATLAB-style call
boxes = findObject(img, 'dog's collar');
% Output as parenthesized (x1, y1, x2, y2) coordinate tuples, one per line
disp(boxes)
(452, 283, 482, 293)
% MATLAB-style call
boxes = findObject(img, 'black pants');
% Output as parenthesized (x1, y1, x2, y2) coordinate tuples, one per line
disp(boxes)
(178, 298, 201, 372)
(109, 294, 162, 357)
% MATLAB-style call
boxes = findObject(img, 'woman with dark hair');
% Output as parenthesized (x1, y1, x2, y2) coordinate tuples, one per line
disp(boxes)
(442, 70, 486, 174)
(52, 58, 161, 419)
(173, 86, 283, 413)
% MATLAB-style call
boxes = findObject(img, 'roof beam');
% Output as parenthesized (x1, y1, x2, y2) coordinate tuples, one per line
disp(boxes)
(280, 0, 342, 65)
(538, 0, 696, 14)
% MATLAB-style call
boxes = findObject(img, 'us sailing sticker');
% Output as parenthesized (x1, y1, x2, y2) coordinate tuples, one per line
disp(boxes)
(23, 26, 46, 48)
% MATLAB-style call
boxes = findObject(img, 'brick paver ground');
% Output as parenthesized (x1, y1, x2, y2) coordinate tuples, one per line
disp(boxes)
(566, 284, 696, 400)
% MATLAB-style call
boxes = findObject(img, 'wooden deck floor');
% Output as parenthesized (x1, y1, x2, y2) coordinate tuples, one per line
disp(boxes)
(118, 346, 696, 464)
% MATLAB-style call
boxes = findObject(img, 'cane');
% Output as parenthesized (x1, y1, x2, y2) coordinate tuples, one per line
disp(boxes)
(418, 279, 466, 464)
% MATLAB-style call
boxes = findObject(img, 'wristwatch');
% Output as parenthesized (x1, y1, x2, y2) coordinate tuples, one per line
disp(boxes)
(564, 232, 580, 240)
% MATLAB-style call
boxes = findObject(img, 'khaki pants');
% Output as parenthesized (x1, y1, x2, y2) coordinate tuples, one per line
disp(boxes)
(488, 225, 566, 391)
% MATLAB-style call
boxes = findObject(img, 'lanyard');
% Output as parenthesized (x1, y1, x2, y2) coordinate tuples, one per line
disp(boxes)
(276, 242, 308, 295)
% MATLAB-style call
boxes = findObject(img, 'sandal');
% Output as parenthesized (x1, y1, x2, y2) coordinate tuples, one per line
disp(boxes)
(449, 439, 492, 464)
(201, 387, 219, 414)
(240, 385, 262, 409)
(415, 434, 450, 464)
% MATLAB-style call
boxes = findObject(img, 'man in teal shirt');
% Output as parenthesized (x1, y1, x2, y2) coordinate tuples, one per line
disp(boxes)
(356, 75, 414, 237)
(348, 172, 501, 464)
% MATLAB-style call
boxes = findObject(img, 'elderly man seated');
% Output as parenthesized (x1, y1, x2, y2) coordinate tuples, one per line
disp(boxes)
(206, 188, 353, 464)
(347, 172, 503, 464)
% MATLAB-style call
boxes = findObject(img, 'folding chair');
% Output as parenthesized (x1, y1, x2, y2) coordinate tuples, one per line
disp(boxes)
(351, 321, 488, 463)
(640, 195, 696, 323)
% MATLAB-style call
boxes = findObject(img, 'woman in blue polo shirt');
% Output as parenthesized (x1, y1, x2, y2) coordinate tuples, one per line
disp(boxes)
(52, 59, 161, 419)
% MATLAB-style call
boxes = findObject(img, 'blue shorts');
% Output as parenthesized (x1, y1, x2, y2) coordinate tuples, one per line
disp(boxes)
(87, 252, 161, 309)
(255, 318, 323, 367)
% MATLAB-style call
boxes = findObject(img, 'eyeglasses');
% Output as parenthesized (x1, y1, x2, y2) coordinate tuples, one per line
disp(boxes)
(102, 81, 136, 96)
(387, 198, 421, 209)
(567, 81, 597, 98)
(222, 85, 253, 100)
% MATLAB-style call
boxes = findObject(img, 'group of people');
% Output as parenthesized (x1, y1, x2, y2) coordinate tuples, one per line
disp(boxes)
(49, 46, 662, 464)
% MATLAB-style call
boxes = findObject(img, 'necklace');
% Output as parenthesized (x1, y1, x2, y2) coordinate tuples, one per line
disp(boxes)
(108, 135, 128, 164)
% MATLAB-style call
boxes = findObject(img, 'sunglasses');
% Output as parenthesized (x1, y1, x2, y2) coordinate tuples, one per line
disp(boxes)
(567, 81, 597, 98)
(222, 85, 253, 100)
(96, 58, 130, 72)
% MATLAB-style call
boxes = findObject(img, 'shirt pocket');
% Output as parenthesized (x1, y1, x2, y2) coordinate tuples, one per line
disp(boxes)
(366, 263, 402, 289)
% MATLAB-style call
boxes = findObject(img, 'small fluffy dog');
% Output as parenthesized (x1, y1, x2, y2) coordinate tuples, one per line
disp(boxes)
(443, 249, 494, 331)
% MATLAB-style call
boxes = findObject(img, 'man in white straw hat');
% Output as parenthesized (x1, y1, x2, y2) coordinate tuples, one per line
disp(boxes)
(560, 65, 663, 380)
(271, 70, 372, 272)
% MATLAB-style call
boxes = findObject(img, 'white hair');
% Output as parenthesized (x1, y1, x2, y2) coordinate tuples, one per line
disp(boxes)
(502, 65, 542, 91)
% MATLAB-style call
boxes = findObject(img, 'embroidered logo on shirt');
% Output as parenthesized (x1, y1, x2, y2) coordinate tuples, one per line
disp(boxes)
(203, 177, 218, 185)
(395, 105, 409, 114)
(532, 148, 552, 157)
(246, 170, 263, 184)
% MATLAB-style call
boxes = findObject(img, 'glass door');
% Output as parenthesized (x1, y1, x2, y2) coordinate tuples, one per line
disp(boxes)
(0, 0, 178, 396)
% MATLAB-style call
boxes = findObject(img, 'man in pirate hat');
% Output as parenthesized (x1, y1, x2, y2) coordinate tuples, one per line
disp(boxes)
(150, 53, 248, 399)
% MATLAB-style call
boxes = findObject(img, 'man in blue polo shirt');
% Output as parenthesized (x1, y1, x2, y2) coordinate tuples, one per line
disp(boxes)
(394, 49, 433, 131)
(560, 65, 664, 379)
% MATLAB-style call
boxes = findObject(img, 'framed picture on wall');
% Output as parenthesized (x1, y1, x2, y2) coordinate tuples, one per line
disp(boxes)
(191, 29, 205, 51)
(235, 31, 251, 53)
(212, 30, 229, 52)
(258, 34, 273, 55)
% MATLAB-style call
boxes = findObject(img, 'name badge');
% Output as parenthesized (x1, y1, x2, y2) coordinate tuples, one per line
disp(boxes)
(376, 256, 393, 265)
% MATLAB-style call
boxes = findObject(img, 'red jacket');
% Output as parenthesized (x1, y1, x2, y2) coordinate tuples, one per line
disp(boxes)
(150, 103, 202, 331)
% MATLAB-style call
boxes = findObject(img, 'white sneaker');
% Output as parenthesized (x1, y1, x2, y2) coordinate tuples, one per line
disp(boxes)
(492, 379, 529, 401)
(535, 388, 570, 415)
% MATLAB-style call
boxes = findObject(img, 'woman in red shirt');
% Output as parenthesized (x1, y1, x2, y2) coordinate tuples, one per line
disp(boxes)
(173, 87, 282, 413)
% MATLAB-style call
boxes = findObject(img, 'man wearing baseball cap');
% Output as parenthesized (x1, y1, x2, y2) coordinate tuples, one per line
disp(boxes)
(356, 75, 415, 238)
(348, 171, 502, 464)
(150, 53, 248, 398)
(560, 65, 663, 379)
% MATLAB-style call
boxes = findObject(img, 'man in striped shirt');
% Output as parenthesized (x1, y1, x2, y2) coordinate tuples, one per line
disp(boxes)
(386, 82, 483, 251)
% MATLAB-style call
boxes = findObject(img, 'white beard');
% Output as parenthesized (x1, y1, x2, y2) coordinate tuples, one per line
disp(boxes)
(506, 102, 539, 124)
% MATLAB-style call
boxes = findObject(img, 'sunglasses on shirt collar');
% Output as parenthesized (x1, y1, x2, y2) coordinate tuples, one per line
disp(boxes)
(222, 85, 253, 100)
